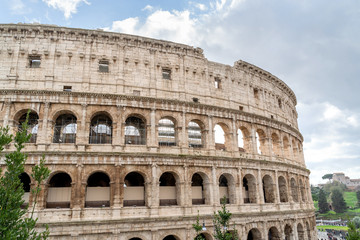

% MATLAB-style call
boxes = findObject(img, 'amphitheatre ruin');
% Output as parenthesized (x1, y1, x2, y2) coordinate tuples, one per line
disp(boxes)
(0, 23, 316, 239)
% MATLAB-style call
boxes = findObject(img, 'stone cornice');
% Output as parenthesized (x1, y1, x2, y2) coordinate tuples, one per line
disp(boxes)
(0, 23, 204, 58)
(0, 89, 303, 141)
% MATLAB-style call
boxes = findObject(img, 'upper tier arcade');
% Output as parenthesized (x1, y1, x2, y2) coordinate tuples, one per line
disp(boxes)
(0, 23, 298, 129)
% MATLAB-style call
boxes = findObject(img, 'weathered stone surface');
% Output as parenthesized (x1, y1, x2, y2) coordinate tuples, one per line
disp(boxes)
(0, 24, 316, 240)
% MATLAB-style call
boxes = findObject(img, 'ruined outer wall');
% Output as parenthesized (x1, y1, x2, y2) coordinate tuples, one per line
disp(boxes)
(0, 24, 315, 240)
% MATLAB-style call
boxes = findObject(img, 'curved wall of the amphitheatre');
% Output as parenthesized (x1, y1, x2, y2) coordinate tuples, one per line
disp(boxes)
(0, 24, 316, 240)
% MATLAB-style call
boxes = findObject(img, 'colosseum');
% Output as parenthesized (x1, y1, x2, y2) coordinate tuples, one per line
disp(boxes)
(0, 23, 316, 240)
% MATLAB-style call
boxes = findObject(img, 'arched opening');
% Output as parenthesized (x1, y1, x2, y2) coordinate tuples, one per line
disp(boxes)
(85, 172, 110, 207)
(271, 133, 281, 156)
(124, 172, 145, 207)
(19, 172, 31, 207)
(292, 139, 298, 160)
(284, 224, 292, 240)
(290, 178, 299, 202)
(18, 112, 39, 143)
(47, 172, 72, 208)
(247, 228, 262, 240)
(53, 114, 77, 143)
(268, 227, 281, 240)
(188, 121, 203, 148)
(125, 116, 146, 145)
(163, 235, 179, 240)
(191, 173, 205, 205)
(278, 176, 288, 203)
(283, 136, 290, 158)
(89, 114, 112, 144)
(219, 174, 229, 204)
(129, 238, 143, 240)
(214, 124, 229, 151)
(158, 118, 176, 146)
(159, 172, 177, 206)
(239, 127, 250, 152)
(256, 129, 266, 155)
(297, 223, 304, 240)
(262, 175, 275, 203)
(238, 129, 244, 150)
(243, 174, 257, 203)
(299, 179, 306, 202)
(196, 233, 212, 240)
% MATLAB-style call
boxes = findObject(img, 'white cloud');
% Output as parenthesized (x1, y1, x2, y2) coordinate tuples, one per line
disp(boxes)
(42, 0, 90, 19)
(142, 5, 153, 12)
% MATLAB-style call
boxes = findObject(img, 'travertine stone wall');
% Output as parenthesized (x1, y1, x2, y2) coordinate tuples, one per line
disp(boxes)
(0, 24, 315, 240)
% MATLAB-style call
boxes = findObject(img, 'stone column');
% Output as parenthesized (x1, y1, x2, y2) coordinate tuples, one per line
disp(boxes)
(237, 167, 243, 204)
(150, 163, 159, 207)
(180, 111, 187, 148)
(2, 100, 11, 127)
(72, 163, 84, 209)
(251, 126, 258, 154)
(113, 164, 121, 207)
(274, 170, 280, 204)
(37, 102, 50, 147)
(212, 166, 219, 206)
(76, 103, 88, 148)
(258, 168, 265, 204)
(232, 117, 238, 152)
(149, 108, 157, 148)
(183, 165, 190, 206)
(112, 105, 124, 148)
(207, 115, 215, 150)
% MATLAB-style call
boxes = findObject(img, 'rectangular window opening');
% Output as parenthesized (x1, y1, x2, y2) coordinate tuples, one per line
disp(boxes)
(192, 97, 199, 103)
(99, 60, 109, 73)
(239, 106, 244, 111)
(214, 77, 221, 89)
(162, 68, 171, 80)
(63, 86, 72, 92)
(29, 56, 41, 68)
(254, 88, 259, 99)
(278, 99, 282, 108)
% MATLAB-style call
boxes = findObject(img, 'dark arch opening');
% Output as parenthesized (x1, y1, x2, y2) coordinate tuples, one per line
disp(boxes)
(19, 172, 31, 207)
(86, 172, 110, 208)
(247, 228, 261, 240)
(219, 174, 229, 204)
(192, 173, 204, 205)
(268, 227, 281, 240)
(89, 114, 112, 144)
(47, 172, 72, 208)
(124, 172, 145, 207)
(278, 176, 288, 203)
(262, 175, 275, 203)
(125, 116, 146, 145)
(163, 235, 178, 240)
(53, 114, 77, 143)
(243, 174, 257, 204)
(159, 172, 177, 206)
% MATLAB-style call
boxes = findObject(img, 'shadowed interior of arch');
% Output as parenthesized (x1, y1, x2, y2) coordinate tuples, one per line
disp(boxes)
(46, 172, 72, 208)
(124, 172, 145, 207)
(85, 172, 110, 208)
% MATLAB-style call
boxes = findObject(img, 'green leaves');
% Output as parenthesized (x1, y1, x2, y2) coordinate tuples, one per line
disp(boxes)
(212, 196, 238, 240)
(0, 110, 50, 239)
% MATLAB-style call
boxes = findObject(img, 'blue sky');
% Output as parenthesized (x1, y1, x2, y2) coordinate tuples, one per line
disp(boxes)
(1, 0, 360, 184)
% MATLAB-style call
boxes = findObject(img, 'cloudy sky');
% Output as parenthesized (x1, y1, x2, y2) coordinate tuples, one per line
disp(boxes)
(1, 0, 359, 184)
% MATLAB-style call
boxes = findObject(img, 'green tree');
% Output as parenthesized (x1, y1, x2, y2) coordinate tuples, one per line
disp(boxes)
(353, 216, 360, 229)
(192, 211, 206, 240)
(0, 114, 50, 239)
(213, 197, 238, 240)
(322, 174, 333, 180)
(311, 185, 320, 201)
(356, 191, 360, 208)
(318, 188, 329, 213)
(331, 188, 347, 213)
(347, 220, 360, 240)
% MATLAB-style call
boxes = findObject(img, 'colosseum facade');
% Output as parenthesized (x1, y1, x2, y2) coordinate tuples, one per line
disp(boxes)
(0, 24, 316, 240)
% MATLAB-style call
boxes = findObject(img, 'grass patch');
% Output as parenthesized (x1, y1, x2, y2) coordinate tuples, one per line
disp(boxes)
(314, 200, 319, 211)
(317, 225, 348, 231)
(344, 192, 357, 208)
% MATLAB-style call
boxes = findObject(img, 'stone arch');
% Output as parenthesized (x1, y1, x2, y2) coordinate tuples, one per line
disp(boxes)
(243, 174, 257, 203)
(15, 110, 39, 143)
(123, 171, 146, 207)
(284, 224, 292, 240)
(214, 122, 231, 151)
(195, 232, 213, 240)
(290, 178, 299, 202)
(256, 129, 266, 155)
(52, 113, 77, 143)
(262, 174, 275, 203)
(271, 133, 281, 156)
(191, 172, 210, 205)
(238, 126, 251, 152)
(292, 139, 298, 160)
(162, 234, 181, 240)
(129, 238, 143, 240)
(159, 171, 180, 206)
(51, 109, 80, 122)
(278, 175, 288, 203)
(13, 108, 39, 122)
(218, 173, 236, 204)
(188, 119, 205, 148)
(283, 136, 290, 158)
(158, 117, 177, 146)
(89, 112, 113, 144)
(268, 226, 281, 240)
(125, 115, 147, 145)
(19, 172, 31, 206)
(247, 228, 262, 240)
(88, 110, 114, 123)
(85, 172, 111, 207)
(297, 223, 304, 240)
(46, 172, 72, 208)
